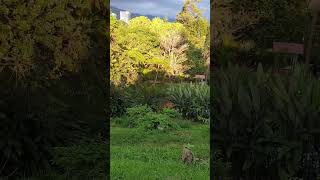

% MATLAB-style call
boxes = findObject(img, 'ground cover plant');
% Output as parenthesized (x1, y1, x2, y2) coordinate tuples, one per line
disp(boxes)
(111, 102, 210, 179)
(111, 109, 210, 179)
(212, 64, 320, 179)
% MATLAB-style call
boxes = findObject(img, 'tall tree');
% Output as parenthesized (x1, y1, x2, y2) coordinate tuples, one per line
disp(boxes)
(160, 30, 189, 76)
(176, 0, 209, 75)
(176, 0, 208, 49)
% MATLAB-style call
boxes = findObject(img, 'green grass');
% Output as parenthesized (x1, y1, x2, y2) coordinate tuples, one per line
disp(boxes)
(110, 123, 210, 179)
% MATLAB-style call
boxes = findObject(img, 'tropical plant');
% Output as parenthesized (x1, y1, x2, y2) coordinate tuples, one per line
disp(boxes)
(168, 82, 209, 121)
(52, 140, 107, 179)
(212, 64, 320, 179)
(125, 105, 154, 128)
(161, 108, 182, 119)
(124, 83, 168, 110)
(0, 85, 84, 177)
(138, 113, 180, 132)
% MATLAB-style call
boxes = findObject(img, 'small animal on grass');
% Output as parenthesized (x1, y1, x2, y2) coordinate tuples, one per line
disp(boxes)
(181, 144, 194, 165)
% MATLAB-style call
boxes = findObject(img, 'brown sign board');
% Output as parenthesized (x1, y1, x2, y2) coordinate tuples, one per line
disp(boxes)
(310, 0, 320, 12)
(273, 42, 304, 55)
(194, 75, 206, 80)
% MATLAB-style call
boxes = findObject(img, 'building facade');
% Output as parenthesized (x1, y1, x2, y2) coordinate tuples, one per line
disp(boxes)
(120, 11, 131, 23)
(111, 12, 117, 18)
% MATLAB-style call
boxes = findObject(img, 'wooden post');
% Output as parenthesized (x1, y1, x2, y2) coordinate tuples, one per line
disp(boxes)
(306, 0, 320, 64)
(306, 12, 318, 64)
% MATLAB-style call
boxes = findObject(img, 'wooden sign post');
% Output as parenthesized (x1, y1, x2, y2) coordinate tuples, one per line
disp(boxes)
(272, 42, 304, 66)
(272, 42, 304, 55)
(194, 74, 206, 82)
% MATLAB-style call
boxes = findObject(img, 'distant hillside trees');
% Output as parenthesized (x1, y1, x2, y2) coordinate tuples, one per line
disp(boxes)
(110, 0, 209, 86)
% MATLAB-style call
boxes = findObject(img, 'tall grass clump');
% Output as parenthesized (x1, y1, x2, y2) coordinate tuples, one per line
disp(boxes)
(167, 82, 209, 122)
(212, 63, 320, 180)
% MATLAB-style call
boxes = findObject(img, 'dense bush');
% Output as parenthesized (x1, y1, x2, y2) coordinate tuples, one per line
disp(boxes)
(0, 84, 88, 177)
(126, 105, 153, 126)
(138, 113, 180, 132)
(212, 0, 313, 68)
(0, 0, 107, 80)
(0, 1, 108, 177)
(110, 85, 127, 117)
(113, 105, 180, 132)
(168, 82, 209, 122)
(124, 83, 169, 110)
(52, 140, 107, 179)
(161, 108, 182, 119)
(212, 64, 320, 179)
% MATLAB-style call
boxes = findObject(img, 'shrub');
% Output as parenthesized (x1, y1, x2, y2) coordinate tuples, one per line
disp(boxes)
(52, 141, 107, 180)
(212, 150, 232, 180)
(117, 105, 180, 131)
(124, 83, 168, 110)
(137, 113, 180, 132)
(126, 105, 153, 117)
(110, 85, 127, 117)
(161, 108, 182, 119)
(126, 105, 153, 127)
(167, 82, 209, 121)
(212, 64, 320, 179)
(0, 86, 85, 177)
(111, 116, 131, 128)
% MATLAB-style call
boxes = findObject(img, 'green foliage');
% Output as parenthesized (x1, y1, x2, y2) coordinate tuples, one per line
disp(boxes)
(176, 0, 209, 49)
(124, 83, 168, 110)
(212, 150, 232, 180)
(212, 0, 310, 66)
(113, 107, 186, 130)
(175, 119, 193, 129)
(186, 45, 207, 75)
(110, 4, 209, 86)
(0, 85, 85, 177)
(110, 85, 126, 117)
(231, 0, 308, 43)
(0, 0, 102, 79)
(124, 105, 179, 131)
(52, 140, 107, 179)
(126, 105, 154, 120)
(125, 105, 153, 128)
(111, 124, 209, 179)
(110, 16, 166, 86)
(111, 116, 131, 128)
(138, 113, 180, 132)
(0, 0, 108, 178)
(161, 108, 182, 119)
(176, 0, 209, 75)
(168, 82, 209, 122)
(212, 64, 320, 179)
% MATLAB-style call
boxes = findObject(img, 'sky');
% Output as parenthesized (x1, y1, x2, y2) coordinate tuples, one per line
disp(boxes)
(110, 0, 210, 21)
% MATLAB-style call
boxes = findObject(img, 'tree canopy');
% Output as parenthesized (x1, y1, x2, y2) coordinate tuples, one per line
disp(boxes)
(110, 2, 209, 87)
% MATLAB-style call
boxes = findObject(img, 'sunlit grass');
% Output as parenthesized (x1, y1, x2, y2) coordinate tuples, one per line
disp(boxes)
(110, 124, 210, 179)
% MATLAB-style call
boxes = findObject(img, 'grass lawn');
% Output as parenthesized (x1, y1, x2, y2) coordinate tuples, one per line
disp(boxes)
(110, 123, 210, 180)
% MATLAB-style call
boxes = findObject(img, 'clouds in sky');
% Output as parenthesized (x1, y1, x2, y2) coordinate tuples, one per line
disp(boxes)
(110, 0, 210, 20)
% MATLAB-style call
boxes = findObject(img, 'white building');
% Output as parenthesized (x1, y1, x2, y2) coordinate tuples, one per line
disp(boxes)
(120, 11, 131, 23)
(111, 12, 117, 18)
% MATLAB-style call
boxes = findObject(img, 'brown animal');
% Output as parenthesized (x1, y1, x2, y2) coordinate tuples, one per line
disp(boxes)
(162, 100, 174, 109)
(181, 146, 194, 165)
